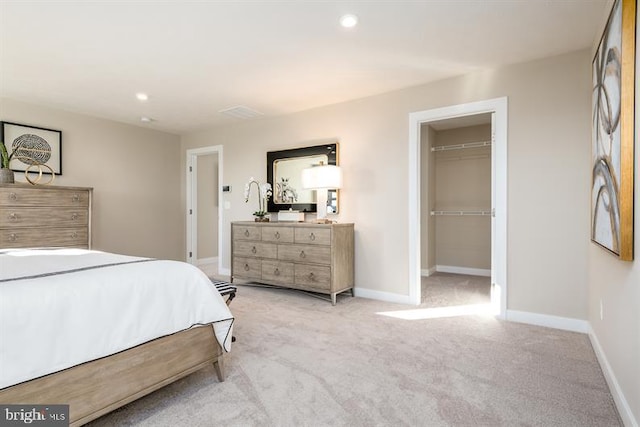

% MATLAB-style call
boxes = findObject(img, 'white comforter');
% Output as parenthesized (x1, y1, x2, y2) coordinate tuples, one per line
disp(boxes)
(0, 248, 234, 389)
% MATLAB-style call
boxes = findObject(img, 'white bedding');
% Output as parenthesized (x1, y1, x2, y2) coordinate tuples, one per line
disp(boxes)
(0, 248, 234, 389)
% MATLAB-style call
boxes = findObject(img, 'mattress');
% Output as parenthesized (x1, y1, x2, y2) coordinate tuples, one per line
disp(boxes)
(0, 248, 234, 389)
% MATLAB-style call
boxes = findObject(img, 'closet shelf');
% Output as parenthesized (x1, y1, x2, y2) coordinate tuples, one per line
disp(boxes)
(430, 210, 492, 216)
(431, 140, 491, 152)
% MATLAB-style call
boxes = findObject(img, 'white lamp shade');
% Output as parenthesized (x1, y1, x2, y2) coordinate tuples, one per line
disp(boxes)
(301, 164, 343, 189)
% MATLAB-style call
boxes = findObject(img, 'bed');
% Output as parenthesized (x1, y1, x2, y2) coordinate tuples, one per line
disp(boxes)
(0, 247, 234, 426)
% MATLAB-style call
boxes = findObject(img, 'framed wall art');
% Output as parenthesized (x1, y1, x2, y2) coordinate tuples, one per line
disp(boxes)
(591, 0, 636, 261)
(1, 121, 62, 175)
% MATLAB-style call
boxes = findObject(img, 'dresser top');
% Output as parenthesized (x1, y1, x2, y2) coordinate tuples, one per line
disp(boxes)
(232, 221, 352, 228)
(0, 183, 93, 191)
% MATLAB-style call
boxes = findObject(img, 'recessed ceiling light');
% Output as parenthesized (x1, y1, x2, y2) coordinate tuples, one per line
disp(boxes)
(339, 14, 358, 28)
(136, 93, 149, 101)
(140, 116, 154, 123)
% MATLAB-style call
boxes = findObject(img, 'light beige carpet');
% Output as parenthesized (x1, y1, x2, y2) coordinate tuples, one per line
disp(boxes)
(88, 277, 621, 426)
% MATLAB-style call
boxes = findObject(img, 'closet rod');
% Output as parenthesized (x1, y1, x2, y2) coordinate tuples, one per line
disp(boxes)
(430, 210, 492, 216)
(431, 140, 491, 152)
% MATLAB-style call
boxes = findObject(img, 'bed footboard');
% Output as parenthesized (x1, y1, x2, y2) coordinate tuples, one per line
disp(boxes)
(0, 325, 223, 427)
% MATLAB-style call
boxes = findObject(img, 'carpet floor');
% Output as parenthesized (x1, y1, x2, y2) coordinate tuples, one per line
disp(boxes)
(88, 274, 621, 426)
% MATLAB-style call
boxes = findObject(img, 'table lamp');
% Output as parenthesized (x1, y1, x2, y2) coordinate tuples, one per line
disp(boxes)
(301, 162, 342, 223)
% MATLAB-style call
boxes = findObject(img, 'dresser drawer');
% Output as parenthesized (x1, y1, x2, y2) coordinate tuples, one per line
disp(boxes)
(0, 227, 88, 248)
(294, 264, 331, 290)
(262, 260, 294, 284)
(0, 187, 90, 207)
(261, 226, 294, 243)
(0, 207, 89, 228)
(278, 244, 331, 265)
(294, 227, 331, 245)
(232, 225, 261, 241)
(234, 241, 277, 259)
(233, 257, 261, 280)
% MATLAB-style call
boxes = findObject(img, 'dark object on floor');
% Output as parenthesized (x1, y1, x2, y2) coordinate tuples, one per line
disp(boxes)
(212, 279, 237, 342)
(212, 280, 237, 305)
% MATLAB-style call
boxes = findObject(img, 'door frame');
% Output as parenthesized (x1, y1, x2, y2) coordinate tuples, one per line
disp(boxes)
(408, 97, 507, 318)
(186, 145, 223, 273)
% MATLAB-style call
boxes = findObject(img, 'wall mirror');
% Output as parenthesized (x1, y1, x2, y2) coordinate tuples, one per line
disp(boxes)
(267, 143, 339, 213)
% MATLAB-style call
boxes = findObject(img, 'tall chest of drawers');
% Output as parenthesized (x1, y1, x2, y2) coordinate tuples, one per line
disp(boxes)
(0, 184, 92, 249)
(231, 221, 354, 305)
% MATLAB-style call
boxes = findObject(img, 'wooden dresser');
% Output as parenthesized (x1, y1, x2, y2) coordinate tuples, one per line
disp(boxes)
(0, 184, 93, 249)
(231, 221, 354, 305)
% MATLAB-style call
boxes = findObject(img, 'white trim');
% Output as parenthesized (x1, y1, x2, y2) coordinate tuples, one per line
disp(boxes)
(589, 326, 638, 427)
(505, 310, 589, 333)
(196, 256, 218, 266)
(354, 287, 412, 305)
(186, 145, 224, 275)
(219, 267, 231, 276)
(421, 267, 437, 277)
(436, 265, 491, 277)
(408, 97, 508, 318)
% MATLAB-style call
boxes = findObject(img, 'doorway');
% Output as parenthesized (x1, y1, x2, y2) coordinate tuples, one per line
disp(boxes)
(186, 145, 224, 276)
(408, 97, 507, 318)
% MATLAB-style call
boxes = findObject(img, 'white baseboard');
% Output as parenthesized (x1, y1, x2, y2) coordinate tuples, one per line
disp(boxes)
(421, 267, 437, 277)
(506, 310, 589, 333)
(589, 326, 638, 427)
(436, 265, 491, 277)
(354, 287, 412, 305)
(196, 256, 218, 266)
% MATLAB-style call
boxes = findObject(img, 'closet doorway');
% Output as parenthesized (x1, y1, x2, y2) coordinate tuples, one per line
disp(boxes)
(186, 145, 224, 276)
(408, 97, 507, 318)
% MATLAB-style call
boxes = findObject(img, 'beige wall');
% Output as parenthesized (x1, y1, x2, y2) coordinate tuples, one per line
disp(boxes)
(586, 5, 640, 423)
(0, 98, 183, 260)
(182, 49, 591, 320)
(196, 153, 218, 259)
(434, 124, 491, 270)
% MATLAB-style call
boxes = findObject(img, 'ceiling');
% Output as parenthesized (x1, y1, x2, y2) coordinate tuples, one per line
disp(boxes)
(0, 1, 609, 135)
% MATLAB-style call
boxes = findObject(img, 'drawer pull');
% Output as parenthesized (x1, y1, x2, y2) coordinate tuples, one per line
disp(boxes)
(8, 213, 18, 221)
(309, 233, 316, 241)
(9, 233, 17, 242)
(275, 231, 280, 239)
(244, 229, 250, 237)
(71, 232, 78, 239)
(9, 192, 17, 201)
(299, 251, 306, 259)
(243, 263, 250, 271)
(71, 213, 79, 220)
(72, 194, 80, 202)
(274, 268, 280, 276)
(251, 246, 257, 254)
(308, 272, 315, 281)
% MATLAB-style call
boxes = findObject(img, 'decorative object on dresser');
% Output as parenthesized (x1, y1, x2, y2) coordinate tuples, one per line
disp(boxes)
(277, 209, 305, 222)
(1, 121, 62, 175)
(302, 162, 343, 223)
(267, 143, 339, 214)
(0, 184, 92, 248)
(244, 177, 272, 222)
(0, 140, 17, 184)
(231, 221, 354, 305)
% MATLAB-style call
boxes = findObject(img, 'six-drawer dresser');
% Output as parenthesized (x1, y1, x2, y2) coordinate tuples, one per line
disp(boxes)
(231, 221, 354, 305)
(0, 184, 93, 249)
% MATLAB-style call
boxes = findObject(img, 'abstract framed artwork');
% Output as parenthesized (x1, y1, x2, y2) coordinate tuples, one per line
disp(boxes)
(1, 121, 62, 175)
(591, 0, 636, 261)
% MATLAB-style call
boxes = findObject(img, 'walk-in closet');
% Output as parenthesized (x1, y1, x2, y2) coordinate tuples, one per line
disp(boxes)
(420, 114, 492, 306)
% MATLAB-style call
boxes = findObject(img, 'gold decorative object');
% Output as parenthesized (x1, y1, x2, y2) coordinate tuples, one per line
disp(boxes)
(24, 162, 55, 186)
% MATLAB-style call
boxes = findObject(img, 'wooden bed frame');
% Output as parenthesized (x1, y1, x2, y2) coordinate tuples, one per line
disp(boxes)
(0, 185, 228, 425)
(0, 325, 224, 426)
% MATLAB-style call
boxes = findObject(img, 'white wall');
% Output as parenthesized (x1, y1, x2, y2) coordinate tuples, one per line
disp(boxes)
(0, 98, 183, 260)
(182, 49, 591, 321)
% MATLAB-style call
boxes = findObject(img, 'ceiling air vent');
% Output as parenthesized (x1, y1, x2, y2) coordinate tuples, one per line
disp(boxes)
(218, 105, 263, 120)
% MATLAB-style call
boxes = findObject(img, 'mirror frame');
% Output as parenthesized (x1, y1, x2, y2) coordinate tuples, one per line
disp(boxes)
(267, 143, 338, 213)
